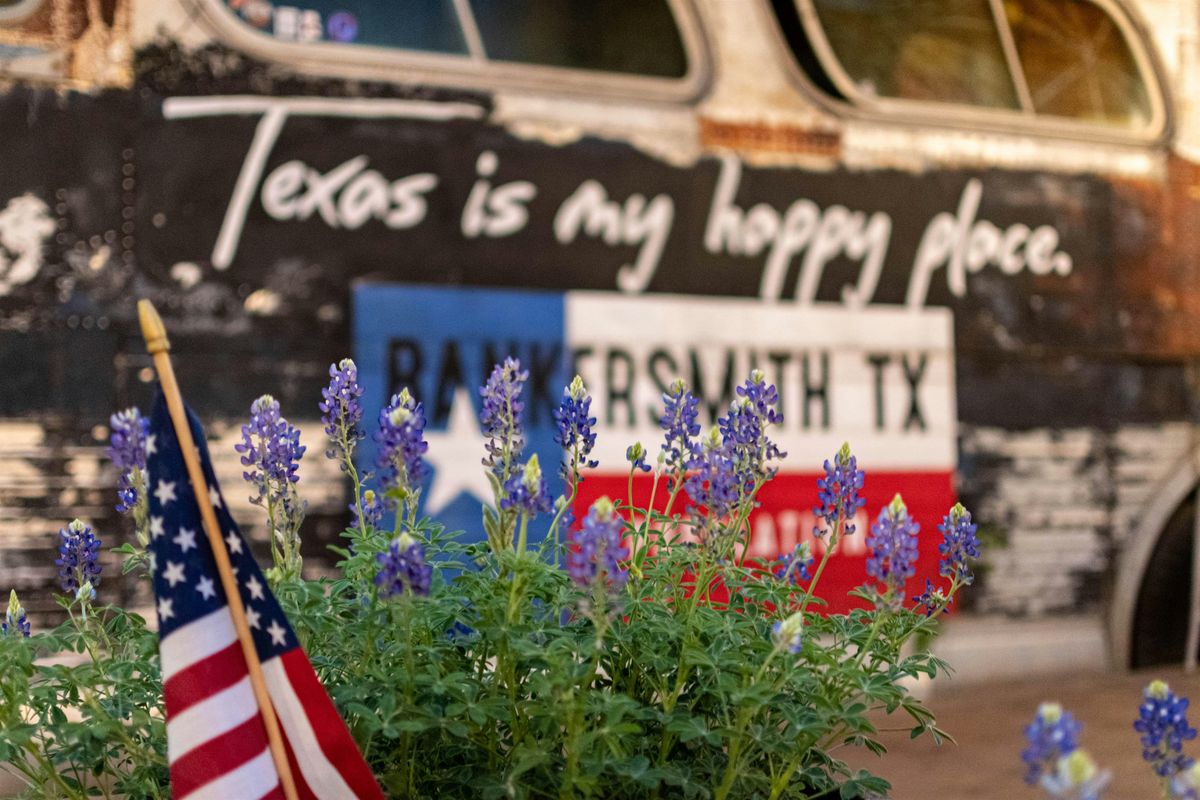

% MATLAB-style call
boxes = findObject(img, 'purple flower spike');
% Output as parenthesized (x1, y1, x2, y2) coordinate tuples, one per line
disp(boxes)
(320, 358, 364, 469)
(480, 358, 528, 481)
(501, 455, 552, 518)
(554, 375, 598, 482)
(912, 579, 949, 617)
(56, 519, 101, 596)
(376, 388, 429, 499)
(107, 407, 148, 514)
(625, 442, 651, 474)
(684, 429, 738, 542)
(660, 379, 700, 472)
(774, 542, 813, 585)
(236, 394, 305, 507)
(375, 533, 432, 597)
(1022, 703, 1082, 785)
(813, 442, 866, 541)
(1135, 681, 1197, 779)
(719, 371, 786, 494)
(865, 494, 920, 606)
(938, 502, 980, 585)
(2, 590, 29, 638)
(566, 497, 628, 588)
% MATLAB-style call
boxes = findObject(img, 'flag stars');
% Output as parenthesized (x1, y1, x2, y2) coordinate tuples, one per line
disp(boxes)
(163, 561, 186, 588)
(245, 606, 262, 630)
(267, 619, 287, 647)
(209, 486, 223, 509)
(173, 527, 197, 553)
(245, 575, 265, 601)
(196, 575, 216, 600)
(225, 531, 243, 555)
(157, 597, 174, 621)
(145, 434, 157, 457)
(154, 479, 177, 507)
(148, 551, 157, 573)
(149, 515, 164, 540)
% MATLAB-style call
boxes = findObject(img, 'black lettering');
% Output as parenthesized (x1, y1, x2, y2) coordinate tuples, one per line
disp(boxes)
(388, 338, 422, 405)
(528, 341, 562, 426)
(434, 340, 465, 424)
(482, 340, 521, 387)
(768, 351, 791, 419)
(606, 348, 636, 426)
(648, 349, 679, 425)
(867, 353, 891, 431)
(902, 353, 928, 431)
(800, 351, 829, 430)
(690, 349, 736, 423)
(571, 346, 594, 379)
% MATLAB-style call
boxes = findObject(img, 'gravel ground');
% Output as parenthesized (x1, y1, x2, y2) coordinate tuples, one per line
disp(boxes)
(840, 666, 1200, 799)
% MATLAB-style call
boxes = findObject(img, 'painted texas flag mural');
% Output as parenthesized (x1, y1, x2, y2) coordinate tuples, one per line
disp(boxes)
(354, 285, 957, 613)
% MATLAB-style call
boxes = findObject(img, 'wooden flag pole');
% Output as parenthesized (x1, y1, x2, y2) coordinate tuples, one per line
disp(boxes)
(138, 300, 300, 800)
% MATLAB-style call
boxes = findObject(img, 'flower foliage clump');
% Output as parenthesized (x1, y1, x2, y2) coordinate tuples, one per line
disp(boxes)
(0, 360, 987, 800)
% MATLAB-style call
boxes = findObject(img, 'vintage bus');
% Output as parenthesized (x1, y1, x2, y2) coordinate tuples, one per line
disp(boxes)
(0, 0, 1195, 675)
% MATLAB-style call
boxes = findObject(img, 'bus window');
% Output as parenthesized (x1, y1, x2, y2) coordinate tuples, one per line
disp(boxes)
(214, 0, 691, 82)
(806, 0, 1019, 109)
(469, 0, 688, 78)
(776, 0, 1164, 139)
(1005, 0, 1153, 128)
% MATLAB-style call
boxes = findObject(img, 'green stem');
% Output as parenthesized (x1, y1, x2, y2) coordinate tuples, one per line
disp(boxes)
(798, 518, 842, 618)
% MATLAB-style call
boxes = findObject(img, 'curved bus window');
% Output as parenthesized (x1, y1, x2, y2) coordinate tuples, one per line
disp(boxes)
(213, 0, 694, 88)
(777, 0, 1164, 138)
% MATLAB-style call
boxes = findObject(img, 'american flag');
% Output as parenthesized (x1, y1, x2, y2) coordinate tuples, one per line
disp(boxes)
(146, 392, 383, 800)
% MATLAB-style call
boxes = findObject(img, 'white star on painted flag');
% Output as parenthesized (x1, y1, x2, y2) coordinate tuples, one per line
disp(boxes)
(196, 575, 216, 600)
(145, 434, 156, 457)
(245, 575, 264, 601)
(225, 531, 243, 555)
(149, 515, 164, 540)
(157, 598, 174, 621)
(245, 606, 261, 629)
(267, 619, 287, 646)
(423, 387, 494, 515)
(172, 527, 197, 553)
(163, 561, 186, 587)
(154, 480, 177, 506)
(209, 486, 222, 509)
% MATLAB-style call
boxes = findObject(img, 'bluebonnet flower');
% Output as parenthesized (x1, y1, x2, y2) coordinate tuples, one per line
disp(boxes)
(774, 542, 813, 585)
(566, 497, 629, 588)
(107, 407, 148, 514)
(685, 428, 738, 542)
(1171, 763, 1200, 799)
(719, 371, 786, 496)
(375, 532, 432, 597)
(1040, 750, 1110, 800)
(626, 442, 651, 473)
(320, 358, 364, 469)
(351, 488, 385, 530)
(501, 455, 552, 518)
(553, 375, 598, 483)
(1023, 703, 1083, 785)
(2, 590, 29, 638)
(813, 442, 866, 541)
(912, 579, 949, 617)
(866, 494, 920, 606)
(56, 519, 101, 597)
(660, 379, 700, 472)
(772, 611, 804, 654)
(376, 388, 429, 499)
(236, 395, 306, 578)
(480, 358, 528, 481)
(1135, 680, 1197, 779)
(236, 395, 305, 505)
(938, 502, 980, 585)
